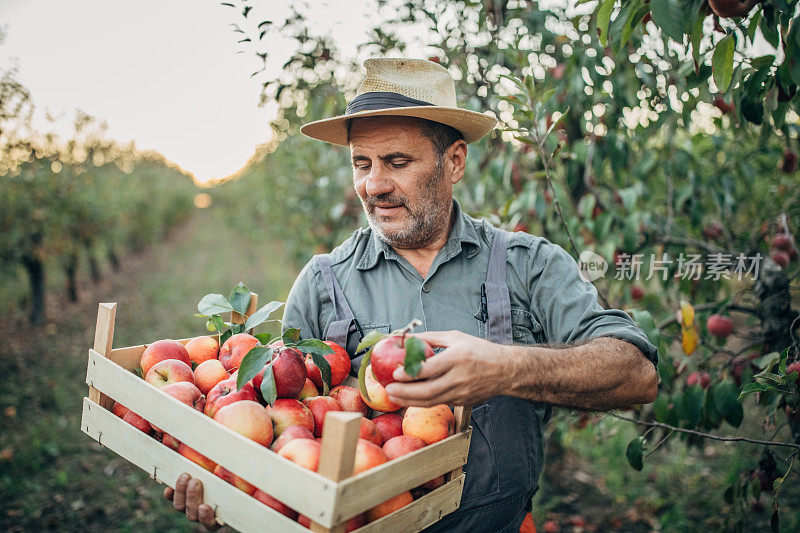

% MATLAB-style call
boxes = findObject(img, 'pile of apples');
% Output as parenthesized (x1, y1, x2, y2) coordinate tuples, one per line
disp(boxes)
(112, 332, 454, 528)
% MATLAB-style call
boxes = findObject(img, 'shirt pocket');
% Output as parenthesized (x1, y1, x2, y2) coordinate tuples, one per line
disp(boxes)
(347, 323, 390, 375)
(460, 402, 501, 506)
(511, 309, 544, 345)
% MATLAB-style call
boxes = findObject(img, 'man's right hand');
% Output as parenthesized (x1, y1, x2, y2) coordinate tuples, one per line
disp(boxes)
(163, 473, 220, 530)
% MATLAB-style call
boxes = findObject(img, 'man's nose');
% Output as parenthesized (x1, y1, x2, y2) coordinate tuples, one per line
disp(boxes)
(364, 165, 394, 198)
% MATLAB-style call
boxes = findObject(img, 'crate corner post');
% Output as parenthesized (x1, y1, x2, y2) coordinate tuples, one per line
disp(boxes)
(446, 405, 472, 483)
(88, 302, 117, 410)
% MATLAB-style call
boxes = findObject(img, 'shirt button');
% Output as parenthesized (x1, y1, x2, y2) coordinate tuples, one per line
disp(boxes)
(513, 329, 522, 339)
(422, 283, 430, 293)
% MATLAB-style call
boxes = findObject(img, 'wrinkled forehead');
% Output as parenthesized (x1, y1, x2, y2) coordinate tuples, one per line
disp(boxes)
(347, 116, 435, 155)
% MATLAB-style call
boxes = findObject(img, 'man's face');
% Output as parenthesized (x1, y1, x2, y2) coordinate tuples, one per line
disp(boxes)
(349, 116, 453, 249)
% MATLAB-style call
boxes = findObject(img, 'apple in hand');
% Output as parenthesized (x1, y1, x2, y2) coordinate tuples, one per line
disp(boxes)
(204, 376, 258, 418)
(371, 335, 434, 387)
(140, 339, 191, 375)
(145, 359, 195, 389)
(362, 364, 401, 413)
(219, 333, 260, 372)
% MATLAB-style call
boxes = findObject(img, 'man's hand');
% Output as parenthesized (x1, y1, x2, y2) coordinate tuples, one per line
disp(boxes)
(384, 330, 508, 407)
(163, 473, 219, 530)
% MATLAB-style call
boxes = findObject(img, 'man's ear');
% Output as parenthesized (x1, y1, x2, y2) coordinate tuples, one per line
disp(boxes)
(447, 139, 468, 185)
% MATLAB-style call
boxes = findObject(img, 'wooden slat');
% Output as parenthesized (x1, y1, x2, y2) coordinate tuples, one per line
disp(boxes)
(352, 474, 465, 533)
(312, 412, 362, 533)
(88, 303, 116, 410)
(447, 405, 472, 482)
(84, 349, 339, 524)
(81, 398, 306, 533)
(332, 429, 471, 522)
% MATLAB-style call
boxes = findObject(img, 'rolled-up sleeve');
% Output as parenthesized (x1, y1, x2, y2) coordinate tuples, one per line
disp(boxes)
(527, 240, 658, 366)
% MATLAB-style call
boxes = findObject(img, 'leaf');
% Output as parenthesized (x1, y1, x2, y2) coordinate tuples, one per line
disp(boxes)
(714, 380, 744, 427)
(358, 348, 373, 403)
(682, 385, 704, 427)
(294, 338, 335, 356)
(356, 329, 388, 353)
(255, 332, 272, 345)
(737, 382, 767, 399)
(682, 325, 698, 355)
(198, 293, 234, 316)
(244, 300, 284, 331)
(712, 34, 735, 92)
(259, 365, 277, 406)
(650, 0, 684, 42)
(403, 336, 428, 378)
(596, 0, 616, 46)
(282, 328, 301, 344)
(229, 282, 252, 315)
(220, 329, 232, 346)
(755, 351, 781, 371)
(236, 346, 273, 391)
(207, 315, 225, 333)
(630, 309, 660, 345)
(310, 353, 332, 395)
(625, 436, 645, 471)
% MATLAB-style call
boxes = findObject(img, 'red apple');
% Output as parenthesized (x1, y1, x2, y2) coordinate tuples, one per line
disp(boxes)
(371, 335, 434, 387)
(305, 341, 351, 389)
(687, 372, 711, 389)
(112, 401, 129, 419)
(185, 335, 219, 365)
(162, 433, 181, 451)
(772, 250, 790, 268)
(277, 438, 321, 471)
(269, 424, 315, 453)
(140, 339, 191, 376)
(373, 413, 404, 445)
(303, 396, 343, 438)
(204, 376, 258, 418)
(359, 417, 382, 446)
(362, 364, 401, 413)
(194, 359, 231, 395)
(631, 285, 644, 301)
(214, 464, 256, 495)
(403, 405, 455, 445)
(264, 399, 315, 436)
(297, 378, 318, 401)
(160, 381, 205, 411)
(353, 438, 388, 475)
(773, 233, 792, 251)
(178, 442, 217, 471)
(367, 491, 413, 521)
(330, 385, 369, 417)
(145, 359, 195, 389)
(122, 410, 151, 434)
(252, 489, 298, 520)
(213, 400, 274, 447)
(219, 333, 260, 372)
(707, 314, 734, 338)
(708, 0, 758, 19)
(383, 435, 426, 460)
(297, 513, 366, 531)
(787, 361, 800, 378)
(253, 347, 307, 399)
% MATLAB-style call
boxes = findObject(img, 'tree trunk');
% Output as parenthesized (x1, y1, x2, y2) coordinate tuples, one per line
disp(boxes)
(22, 256, 46, 326)
(753, 259, 798, 354)
(107, 247, 121, 271)
(65, 253, 79, 303)
(88, 251, 102, 283)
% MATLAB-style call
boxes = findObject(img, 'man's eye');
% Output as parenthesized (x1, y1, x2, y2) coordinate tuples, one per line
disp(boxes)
(355, 164, 370, 172)
(391, 161, 409, 169)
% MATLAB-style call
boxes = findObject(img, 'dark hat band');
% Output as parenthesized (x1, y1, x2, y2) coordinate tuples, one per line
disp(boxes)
(345, 91, 434, 115)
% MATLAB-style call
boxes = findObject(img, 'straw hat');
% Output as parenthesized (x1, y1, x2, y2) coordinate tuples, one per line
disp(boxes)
(300, 58, 498, 146)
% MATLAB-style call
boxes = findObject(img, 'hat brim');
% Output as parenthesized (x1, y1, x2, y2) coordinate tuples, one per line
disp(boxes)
(299, 106, 498, 146)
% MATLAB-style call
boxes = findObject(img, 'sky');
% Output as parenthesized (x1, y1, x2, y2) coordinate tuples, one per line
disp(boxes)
(1, 1, 373, 182)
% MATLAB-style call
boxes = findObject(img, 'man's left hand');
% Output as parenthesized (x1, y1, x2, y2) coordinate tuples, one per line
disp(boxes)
(384, 330, 509, 407)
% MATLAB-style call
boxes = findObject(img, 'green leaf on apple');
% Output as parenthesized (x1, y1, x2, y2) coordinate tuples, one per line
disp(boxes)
(294, 338, 334, 356)
(358, 348, 373, 403)
(255, 332, 272, 345)
(244, 300, 284, 331)
(259, 364, 278, 406)
(356, 329, 387, 353)
(237, 345, 273, 391)
(198, 293, 234, 316)
(625, 436, 645, 471)
(220, 329, 232, 346)
(403, 336, 427, 378)
(229, 282, 252, 315)
(206, 314, 225, 333)
(309, 352, 332, 395)
(282, 328, 301, 344)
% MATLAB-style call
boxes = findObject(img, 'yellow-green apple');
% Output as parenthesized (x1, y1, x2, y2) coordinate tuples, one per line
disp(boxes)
(402, 405, 455, 445)
(383, 436, 445, 491)
(194, 359, 230, 395)
(204, 376, 258, 417)
(140, 339, 191, 375)
(298, 513, 366, 531)
(302, 396, 343, 437)
(219, 333, 259, 372)
(372, 413, 403, 445)
(371, 335, 434, 387)
(178, 442, 217, 472)
(122, 410, 151, 434)
(185, 335, 219, 365)
(366, 491, 413, 521)
(162, 433, 180, 451)
(297, 378, 318, 401)
(277, 438, 321, 471)
(253, 347, 307, 399)
(252, 489, 298, 520)
(269, 424, 315, 453)
(352, 438, 388, 475)
(330, 385, 369, 417)
(112, 401, 129, 419)
(145, 359, 195, 389)
(264, 399, 315, 436)
(305, 341, 351, 389)
(214, 464, 256, 495)
(360, 417, 382, 446)
(213, 400, 274, 447)
(362, 365, 400, 413)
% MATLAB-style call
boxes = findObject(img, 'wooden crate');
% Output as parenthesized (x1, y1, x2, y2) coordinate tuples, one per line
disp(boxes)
(81, 302, 473, 532)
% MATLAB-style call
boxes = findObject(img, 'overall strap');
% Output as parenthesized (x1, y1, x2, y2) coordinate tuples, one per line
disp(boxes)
(483, 230, 513, 345)
(316, 254, 357, 349)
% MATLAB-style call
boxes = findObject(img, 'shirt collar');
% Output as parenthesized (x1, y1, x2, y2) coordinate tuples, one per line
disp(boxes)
(356, 198, 481, 271)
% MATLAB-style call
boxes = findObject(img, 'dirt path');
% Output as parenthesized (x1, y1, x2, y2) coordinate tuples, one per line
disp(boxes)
(0, 206, 299, 532)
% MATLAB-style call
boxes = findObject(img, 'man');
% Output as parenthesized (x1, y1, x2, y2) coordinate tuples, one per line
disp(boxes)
(167, 58, 658, 531)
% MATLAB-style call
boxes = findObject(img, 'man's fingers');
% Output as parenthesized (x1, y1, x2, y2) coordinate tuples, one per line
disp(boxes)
(173, 473, 190, 512)
(386, 375, 452, 405)
(392, 352, 452, 382)
(164, 486, 174, 501)
(413, 330, 460, 348)
(185, 478, 204, 522)
(198, 504, 220, 530)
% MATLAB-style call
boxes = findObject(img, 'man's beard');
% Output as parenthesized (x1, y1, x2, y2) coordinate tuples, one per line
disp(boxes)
(360, 161, 450, 249)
